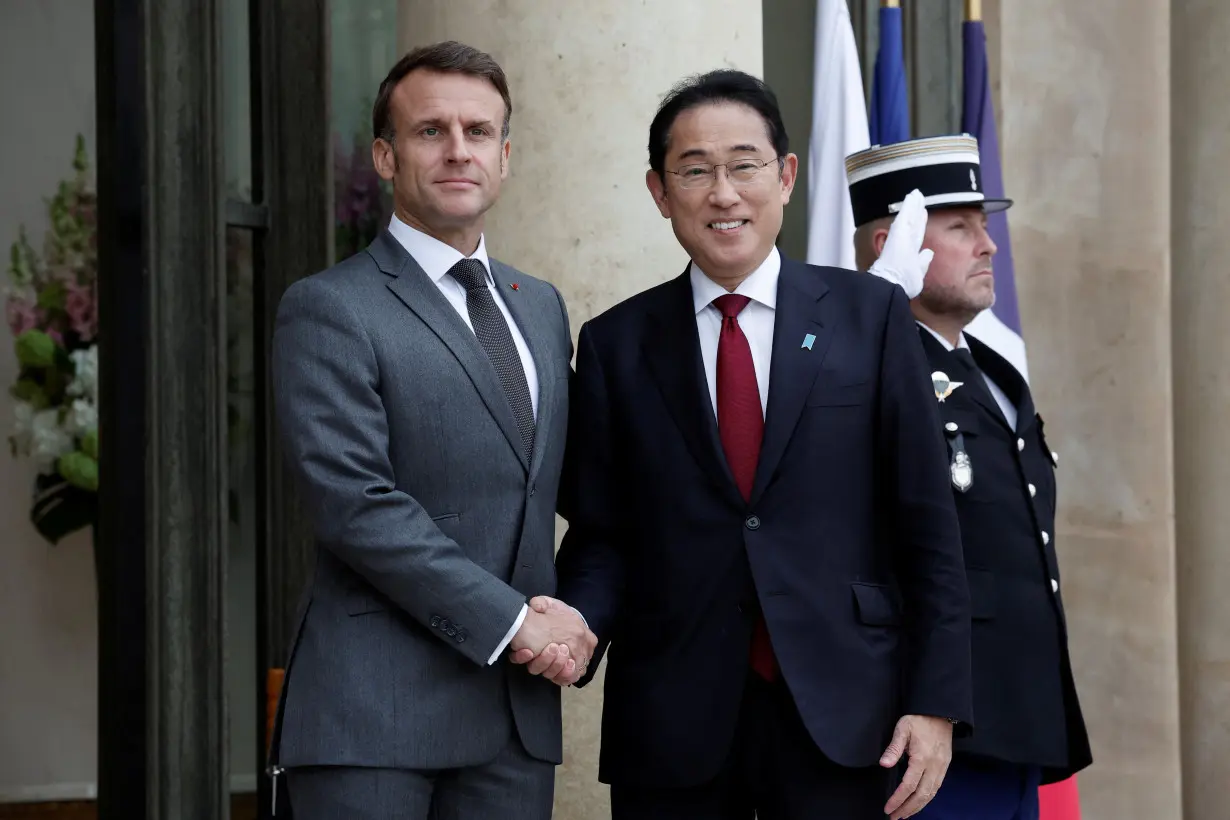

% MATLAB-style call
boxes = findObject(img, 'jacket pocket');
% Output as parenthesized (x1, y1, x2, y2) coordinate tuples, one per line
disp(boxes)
(851, 582, 901, 627)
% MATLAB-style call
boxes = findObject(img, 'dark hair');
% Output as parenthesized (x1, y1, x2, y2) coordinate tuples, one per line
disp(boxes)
(647, 69, 789, 177)
(372, 41, 513, 144)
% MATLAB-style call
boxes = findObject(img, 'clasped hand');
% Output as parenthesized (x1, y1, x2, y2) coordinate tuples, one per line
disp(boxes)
(507, 596, 597, 687)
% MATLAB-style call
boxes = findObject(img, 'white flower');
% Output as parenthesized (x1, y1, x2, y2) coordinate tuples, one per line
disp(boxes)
(11, 399, 36, 455)
(66, 398, 97, 437)
(31, 408, 74, 474)
(66, 345, 98, 402)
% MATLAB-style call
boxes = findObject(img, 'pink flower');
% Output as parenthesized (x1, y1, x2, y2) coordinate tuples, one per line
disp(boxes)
(6, 297, 38, 336)
(65, 281, 96, 342)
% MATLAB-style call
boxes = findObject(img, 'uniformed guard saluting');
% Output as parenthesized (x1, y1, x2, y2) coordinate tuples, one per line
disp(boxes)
(847, 135, 1092, 820)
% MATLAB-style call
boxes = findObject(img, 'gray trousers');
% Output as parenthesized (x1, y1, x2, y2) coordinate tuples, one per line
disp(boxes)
(285, 738, 555, 820)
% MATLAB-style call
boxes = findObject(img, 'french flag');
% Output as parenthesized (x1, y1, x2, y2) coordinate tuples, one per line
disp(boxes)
(961, 14, 1081, 820)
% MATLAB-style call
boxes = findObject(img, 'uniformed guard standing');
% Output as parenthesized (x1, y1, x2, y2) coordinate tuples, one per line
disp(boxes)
(847, 135, 1092, 820)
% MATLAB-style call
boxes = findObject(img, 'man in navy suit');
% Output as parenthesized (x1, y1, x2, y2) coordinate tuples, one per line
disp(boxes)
(849, 135, 1092, 820)
(515, 70, 973, 819)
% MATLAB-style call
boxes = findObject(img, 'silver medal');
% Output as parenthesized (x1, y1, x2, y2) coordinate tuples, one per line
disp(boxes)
(950, 451, 973, 492)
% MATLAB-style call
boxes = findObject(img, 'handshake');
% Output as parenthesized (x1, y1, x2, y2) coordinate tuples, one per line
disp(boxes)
(507, 596, 597, 687)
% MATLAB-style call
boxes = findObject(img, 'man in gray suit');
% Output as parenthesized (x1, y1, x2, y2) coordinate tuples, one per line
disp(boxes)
(268, 41, 596, 820)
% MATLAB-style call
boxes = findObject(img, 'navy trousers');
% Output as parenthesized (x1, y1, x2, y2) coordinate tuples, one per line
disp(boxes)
(916, 754, 1042, 820)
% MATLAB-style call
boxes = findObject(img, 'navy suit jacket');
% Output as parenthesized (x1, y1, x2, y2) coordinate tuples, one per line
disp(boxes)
(556, 257, 973, 788)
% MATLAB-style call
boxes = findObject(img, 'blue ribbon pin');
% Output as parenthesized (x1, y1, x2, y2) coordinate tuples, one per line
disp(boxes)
(801, 333, 816, 350)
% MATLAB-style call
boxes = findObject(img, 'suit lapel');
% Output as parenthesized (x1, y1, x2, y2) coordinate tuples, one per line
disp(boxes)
(370, 231, 529, 471)
(968, 334, 1036, 433)
(750, 259, 834, 505)
(917, 327, 1011, 432)
(489, 259, 556, 480)
(642, 269, 744, 508)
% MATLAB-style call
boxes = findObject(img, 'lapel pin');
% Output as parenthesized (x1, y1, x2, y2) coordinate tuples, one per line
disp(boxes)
(931, 370, 964, 402)
(509, 283, 519, 291)
(801, 333, 816, 350)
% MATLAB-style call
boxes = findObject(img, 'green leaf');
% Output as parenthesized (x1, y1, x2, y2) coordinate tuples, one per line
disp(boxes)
(37, 281, 67, 311)
(15, 329, 57, 368)
(58, 450, 98, 492)
(80, 428, 98, 459)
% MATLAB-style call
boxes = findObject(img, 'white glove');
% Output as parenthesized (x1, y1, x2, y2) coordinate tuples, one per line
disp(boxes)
(867, 188, 934, 299)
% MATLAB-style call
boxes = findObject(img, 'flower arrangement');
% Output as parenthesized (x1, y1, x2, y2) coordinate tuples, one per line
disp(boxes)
(6, 134, 98, 544)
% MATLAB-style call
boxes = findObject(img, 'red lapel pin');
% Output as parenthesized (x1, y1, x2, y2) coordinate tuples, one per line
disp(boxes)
(510, 283, 519, 291)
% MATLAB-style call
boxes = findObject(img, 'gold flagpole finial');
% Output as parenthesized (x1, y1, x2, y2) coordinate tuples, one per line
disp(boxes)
(965, 0, 982, 21)
(882, 0, 900, 7)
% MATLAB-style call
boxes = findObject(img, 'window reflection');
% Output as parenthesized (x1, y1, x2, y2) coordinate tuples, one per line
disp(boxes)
(331, 0, 398, 260)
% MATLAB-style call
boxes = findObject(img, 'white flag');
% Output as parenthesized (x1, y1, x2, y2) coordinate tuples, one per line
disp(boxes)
(807, 0, 870, 269)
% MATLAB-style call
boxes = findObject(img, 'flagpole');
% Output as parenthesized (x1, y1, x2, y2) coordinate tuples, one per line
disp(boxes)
(965, 0, 982, 21)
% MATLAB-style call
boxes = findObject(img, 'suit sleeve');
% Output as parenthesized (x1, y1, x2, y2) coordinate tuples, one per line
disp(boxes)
(876, 285, 974, 727)
(554, 321, 623, 687)
(271, 277, 527, 667)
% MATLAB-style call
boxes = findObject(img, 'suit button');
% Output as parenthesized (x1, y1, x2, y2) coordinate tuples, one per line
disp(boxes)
(430, 616, 441, 628)
(745, 515, 761, 530)
(1029, 483, 1037, 498)
(1017, 438, 1026, 452)
(1041, 531, 1050, 545)
(1051, 578, 1059, 593)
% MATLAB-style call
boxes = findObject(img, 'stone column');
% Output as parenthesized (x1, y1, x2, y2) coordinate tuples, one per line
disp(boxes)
(1171, 2, 1230, 816)
(396, 4, 762, 818)
(993, 2, 1184, 817)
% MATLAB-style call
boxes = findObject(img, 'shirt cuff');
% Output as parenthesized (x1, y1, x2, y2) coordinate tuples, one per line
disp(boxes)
(488, 603, 528, 665)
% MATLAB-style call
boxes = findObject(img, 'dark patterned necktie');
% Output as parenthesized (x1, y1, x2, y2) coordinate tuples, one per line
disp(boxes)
(448, 258, 535, 460)
(712, 294, 777, 681)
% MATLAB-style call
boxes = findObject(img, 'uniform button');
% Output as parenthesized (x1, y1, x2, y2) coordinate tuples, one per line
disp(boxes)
(1029, 483, 1037, 498)
(945, 422, 958, 432)
(1017, 438, 1026, 452)
(1051, 578, 1059, 593)
(1051, 450, 1060, 466)
(1041, 531, 1050, 545)
(745, 515, 761, 531)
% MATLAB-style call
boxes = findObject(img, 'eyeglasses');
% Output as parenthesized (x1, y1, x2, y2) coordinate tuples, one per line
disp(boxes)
(665, 157, 783, 190)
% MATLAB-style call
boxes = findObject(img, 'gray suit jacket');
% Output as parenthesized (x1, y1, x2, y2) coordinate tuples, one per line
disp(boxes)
(268, 230, 572, 771)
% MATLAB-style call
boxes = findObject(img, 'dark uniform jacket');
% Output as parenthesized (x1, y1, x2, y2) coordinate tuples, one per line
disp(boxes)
(919, 326, 1092, 784)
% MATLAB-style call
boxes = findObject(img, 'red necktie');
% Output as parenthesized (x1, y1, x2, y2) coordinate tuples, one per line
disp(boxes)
(713, 295, 778, 681)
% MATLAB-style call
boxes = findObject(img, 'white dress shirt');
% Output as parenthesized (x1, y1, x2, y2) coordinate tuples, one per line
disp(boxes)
(387, 215, 533, 664)
(691, 247, 781, 420)
(917, 321, 1018, 430)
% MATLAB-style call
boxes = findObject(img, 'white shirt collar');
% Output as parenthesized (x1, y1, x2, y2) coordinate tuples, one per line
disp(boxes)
(689, 246, 781, 316)
(388, 215, 492, 286)
(917, 320, 970, 353)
